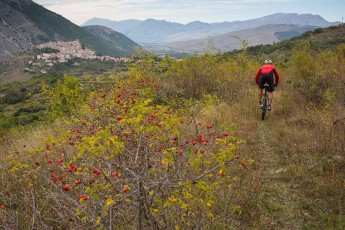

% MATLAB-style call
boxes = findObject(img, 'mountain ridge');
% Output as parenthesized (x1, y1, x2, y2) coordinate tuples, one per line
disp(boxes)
(82, 13, 340, 44)
(0, 0, 139, 62)
(163, 24, 319, 54)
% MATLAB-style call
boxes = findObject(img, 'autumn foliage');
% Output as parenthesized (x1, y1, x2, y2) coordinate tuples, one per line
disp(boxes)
(0, 60, 246, 229)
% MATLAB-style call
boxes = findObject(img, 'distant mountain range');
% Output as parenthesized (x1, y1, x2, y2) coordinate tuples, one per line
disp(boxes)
(0, 0, 139, 62)
(82, 13, 340, 45)
(0, 0, 342, 63)
(82, 13, 340, 55)
(163, 24, 318, 54)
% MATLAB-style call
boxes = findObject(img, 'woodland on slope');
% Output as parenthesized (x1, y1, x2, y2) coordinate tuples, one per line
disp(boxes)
(0, 24, 344, 229)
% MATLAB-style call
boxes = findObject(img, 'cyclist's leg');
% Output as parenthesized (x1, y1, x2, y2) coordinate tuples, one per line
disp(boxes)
(268, 92, 273, 105)
(266, 75, 275, 106)
(258, 88, 263, 102)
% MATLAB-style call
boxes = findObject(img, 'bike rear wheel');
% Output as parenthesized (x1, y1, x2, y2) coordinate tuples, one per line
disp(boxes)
(261, 87, 268, 120)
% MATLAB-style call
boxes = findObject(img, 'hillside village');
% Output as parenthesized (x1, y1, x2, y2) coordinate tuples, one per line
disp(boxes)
(28, 40, 132, 73)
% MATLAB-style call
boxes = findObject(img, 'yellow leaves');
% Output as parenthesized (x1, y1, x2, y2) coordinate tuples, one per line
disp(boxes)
(207, 212, 214, 218)
(182, 191, 193, 200)
(160, 158, 169, 166)
(76, 208, 82, 216)
(10, 166, 18, 173)
(107, 137, 116, 146)
(77, 148, 85, 158)
(164, 195, 178, 208)
(180, 202, 190, 210)
(88, 139, 95, 147)
(28, 182, 34, 189)
(247, 159, 255, 164)
(105, 183, 112, 190)
(149, 190, 155, 196)
(168, 196, 177, 203)
(9, 159, 29, 173)
(226, 143, 235, 152)
(105, 197, 115, 207)
(96, 216, 101, 225)
(215, 138, 223, 144)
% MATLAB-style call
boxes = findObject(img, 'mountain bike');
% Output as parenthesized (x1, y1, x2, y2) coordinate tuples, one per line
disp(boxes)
(261, 84, 269, 120)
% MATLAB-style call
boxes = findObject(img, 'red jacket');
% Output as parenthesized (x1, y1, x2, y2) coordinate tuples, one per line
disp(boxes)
(255, 64, 280, 86)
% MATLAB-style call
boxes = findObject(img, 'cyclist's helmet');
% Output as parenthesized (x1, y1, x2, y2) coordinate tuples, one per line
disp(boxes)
(264, 59, 272, 64)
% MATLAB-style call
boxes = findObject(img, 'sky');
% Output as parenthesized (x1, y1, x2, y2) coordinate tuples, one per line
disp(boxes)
(32, 0, 345, 26)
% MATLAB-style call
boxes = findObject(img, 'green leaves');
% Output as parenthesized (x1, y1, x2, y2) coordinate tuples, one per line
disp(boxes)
(42, 75, 86, 120)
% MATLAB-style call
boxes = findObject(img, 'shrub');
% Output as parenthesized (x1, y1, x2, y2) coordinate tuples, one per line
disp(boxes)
(42, 75, 86, 120)
(0, 67, 246, 229)
(0, 90, 27, 105)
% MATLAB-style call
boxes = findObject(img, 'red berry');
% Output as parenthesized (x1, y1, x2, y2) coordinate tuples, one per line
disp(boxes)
(241, 161, 246, 168)
(92, 169, 101, 175)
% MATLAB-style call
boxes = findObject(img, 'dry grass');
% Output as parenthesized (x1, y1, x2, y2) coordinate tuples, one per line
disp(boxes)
(216, 83, 345, 229)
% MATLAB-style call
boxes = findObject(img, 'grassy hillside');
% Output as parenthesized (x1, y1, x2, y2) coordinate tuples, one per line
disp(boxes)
(83, 25, 140, 56)
(0, 27, 344, 229)
(227, 24, 345, 57)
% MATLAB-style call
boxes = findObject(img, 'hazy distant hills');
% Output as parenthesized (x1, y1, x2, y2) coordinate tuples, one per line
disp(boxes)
(0, 0, 139, 62)
(82, 13, 340, 45)
(164, 24, 318, 54)
(82, 13, 340, 55)
(83, 25, 139, 54)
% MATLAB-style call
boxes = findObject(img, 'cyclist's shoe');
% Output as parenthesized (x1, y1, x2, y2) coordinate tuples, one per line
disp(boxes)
(258, 102, 263, 108)
(267, 105, 271, 111)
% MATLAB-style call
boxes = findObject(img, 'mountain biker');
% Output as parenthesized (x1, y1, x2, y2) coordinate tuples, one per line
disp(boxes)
(255, 59, 280, 111)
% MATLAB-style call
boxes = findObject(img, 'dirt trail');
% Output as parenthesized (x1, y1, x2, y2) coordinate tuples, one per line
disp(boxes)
(240, 93, 302, 229)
